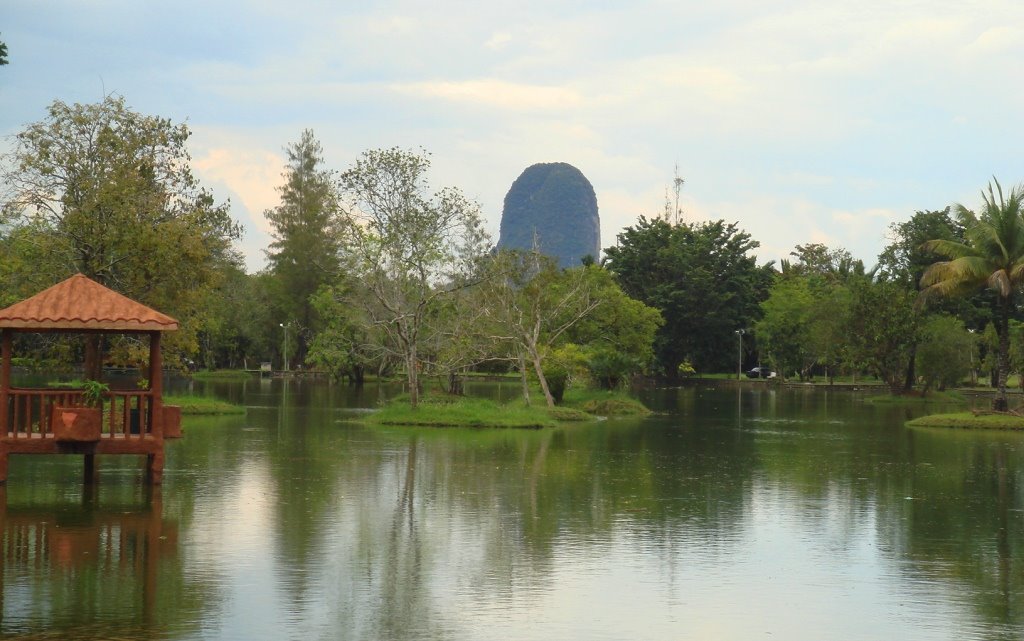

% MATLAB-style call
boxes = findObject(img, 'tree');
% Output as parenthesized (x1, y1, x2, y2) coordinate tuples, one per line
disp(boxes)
(479, 249, 600, 407)
(917, 315, 973, 393)
(306, 285, 381, 383)
(876, 208, 978, 392)
(1, 95, 241, 375)
(337, 147, 489, 408)
(782, 243, 865, 281)
(264, 130, 342, 365)
(603, 217, 774, 376)
(755, 277, 816, 381)
(0, 37, 8, 65)
(920, 179, 1024, 411)
(564, 266, 663, 389)
(845, 278, 920, 394)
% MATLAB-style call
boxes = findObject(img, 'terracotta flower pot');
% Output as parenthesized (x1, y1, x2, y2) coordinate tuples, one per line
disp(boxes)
(52, 406, 101, 442)
(162, 405, 183, 438)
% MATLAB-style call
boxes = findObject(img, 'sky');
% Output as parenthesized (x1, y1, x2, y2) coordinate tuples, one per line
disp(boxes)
(2, 0, 1023, 273)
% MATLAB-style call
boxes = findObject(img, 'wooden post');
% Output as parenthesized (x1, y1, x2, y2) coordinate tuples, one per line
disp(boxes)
(1, 329, 10, 435)
(147, 332, 164, 485)
(83, 454, 96, 484)
(149, 332, 163, 439)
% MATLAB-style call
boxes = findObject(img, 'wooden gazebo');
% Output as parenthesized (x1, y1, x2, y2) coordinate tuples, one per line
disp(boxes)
(0, 274, 182, 484)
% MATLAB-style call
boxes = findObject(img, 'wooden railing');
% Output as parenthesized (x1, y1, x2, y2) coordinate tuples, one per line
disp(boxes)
(3, 389, 155, 438)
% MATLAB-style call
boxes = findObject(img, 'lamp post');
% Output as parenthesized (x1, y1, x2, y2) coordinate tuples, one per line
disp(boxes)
(279, 322, 289, 372)
(735, 329, 745, 380)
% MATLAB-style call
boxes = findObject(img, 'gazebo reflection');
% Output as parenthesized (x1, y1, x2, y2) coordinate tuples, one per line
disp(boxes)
(0, 485, 178, 630)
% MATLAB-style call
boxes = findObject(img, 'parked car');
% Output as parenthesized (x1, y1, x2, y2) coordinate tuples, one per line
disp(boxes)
(745, 367, 776, 379)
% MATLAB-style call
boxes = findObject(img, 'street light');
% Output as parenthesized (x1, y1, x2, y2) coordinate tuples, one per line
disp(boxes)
(735, 329, 745, 380)
(279, 322, 289, 372)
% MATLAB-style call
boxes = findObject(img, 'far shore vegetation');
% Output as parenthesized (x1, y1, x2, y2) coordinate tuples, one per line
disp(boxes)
(6, 96, 1024, 433)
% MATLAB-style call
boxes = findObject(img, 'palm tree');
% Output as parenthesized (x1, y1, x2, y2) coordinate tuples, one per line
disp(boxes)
(920, 179, 1024, 411)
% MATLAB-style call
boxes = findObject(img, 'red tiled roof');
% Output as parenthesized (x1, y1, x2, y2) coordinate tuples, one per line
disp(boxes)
(0, 274, 179, 331)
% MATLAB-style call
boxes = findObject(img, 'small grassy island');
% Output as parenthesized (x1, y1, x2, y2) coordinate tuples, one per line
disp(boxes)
(906, 411, 1024, 431)
(365, 390, 650, 429)
(165, 394, 246, 416)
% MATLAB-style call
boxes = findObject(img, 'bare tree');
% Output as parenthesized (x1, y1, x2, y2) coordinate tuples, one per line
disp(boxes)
(337, 148, 489, 408)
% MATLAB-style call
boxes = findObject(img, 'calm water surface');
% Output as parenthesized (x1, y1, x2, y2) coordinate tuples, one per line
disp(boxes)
(2, 380, 1022, 640)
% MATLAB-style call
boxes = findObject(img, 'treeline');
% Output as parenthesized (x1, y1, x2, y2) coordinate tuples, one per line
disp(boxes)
(0, 96, 1020, 408)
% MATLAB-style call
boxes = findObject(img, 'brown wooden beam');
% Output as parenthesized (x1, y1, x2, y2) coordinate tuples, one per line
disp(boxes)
(1, 330, 11, 435)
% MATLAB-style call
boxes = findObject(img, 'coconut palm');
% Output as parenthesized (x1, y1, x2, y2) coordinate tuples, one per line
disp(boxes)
(920, 179, 1024, 411)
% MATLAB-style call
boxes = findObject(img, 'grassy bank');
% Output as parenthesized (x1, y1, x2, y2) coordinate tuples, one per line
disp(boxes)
(165, 394, 245, 415)
(906, 412, 1024, 430)
(562, 389, 652, 416)
(867, 391, 967, 405)
(364, 388, 651, 429)
(191, 369, 253, 381)
(364, 395, 587, 428)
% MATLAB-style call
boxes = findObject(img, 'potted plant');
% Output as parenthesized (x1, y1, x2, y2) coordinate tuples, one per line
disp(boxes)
(52, 379, 107, 442)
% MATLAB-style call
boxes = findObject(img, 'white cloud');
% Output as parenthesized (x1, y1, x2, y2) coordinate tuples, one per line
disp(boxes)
(192, 144, 283, 235)
(391, 79, 583, 111)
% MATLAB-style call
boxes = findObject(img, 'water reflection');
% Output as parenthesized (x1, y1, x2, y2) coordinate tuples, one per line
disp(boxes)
(0, 485, 179, 639)
(3, 380, 1024, 639)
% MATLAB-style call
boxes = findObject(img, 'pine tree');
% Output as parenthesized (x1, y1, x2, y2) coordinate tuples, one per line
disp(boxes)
(264, 130, 342, 366)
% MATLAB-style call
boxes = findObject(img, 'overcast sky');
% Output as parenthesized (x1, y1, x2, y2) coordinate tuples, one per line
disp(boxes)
(3, 1, 1023, 272)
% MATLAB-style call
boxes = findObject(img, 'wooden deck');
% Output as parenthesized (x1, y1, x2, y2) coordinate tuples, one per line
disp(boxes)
(0, 388, 179, 484)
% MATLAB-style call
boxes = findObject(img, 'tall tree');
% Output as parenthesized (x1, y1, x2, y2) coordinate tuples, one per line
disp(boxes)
(921, 179, 1024, 411)
(1, 95, 241, 374)
(0, 37, 8, 65)
(337, 147, 489, 408)
(845, 278, 921, 394)
(479, 249, 601, 407)
(877, 208, 982, 391)
(264, 129, 342, 366)
(603, 216, 774, 376)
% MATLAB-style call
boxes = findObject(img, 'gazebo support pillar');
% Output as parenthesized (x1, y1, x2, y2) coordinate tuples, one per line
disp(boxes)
(147, 331, 164, 484)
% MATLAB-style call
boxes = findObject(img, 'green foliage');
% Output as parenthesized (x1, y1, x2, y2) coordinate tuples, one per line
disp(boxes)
(565, 264, 663, 385)
(920, 179, 1024, 410)
(81, 380, 109, 408)
(845, 278, 920, 393)
(306, 285, 380, 383)
(497, 162, 600, 268)
(264, 130, 342, 365)
(562, 389, 651, 416)
(0, 37, 7, 65)
(782, 243, 866, 281)
(479, 250, 600, 407)
(756, 267, 852, 382)
(604, 216, 774, 376)
(337, 147, 489, 407)
(1, 95, 241, 366)
(542, 344, 588, 403)
(916, 315, 973, 392)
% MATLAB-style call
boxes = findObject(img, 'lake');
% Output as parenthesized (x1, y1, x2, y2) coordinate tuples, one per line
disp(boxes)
(1, 379, 1022, 640)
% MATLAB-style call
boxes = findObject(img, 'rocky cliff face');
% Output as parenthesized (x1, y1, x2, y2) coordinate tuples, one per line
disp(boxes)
(497, 162, 600, 268)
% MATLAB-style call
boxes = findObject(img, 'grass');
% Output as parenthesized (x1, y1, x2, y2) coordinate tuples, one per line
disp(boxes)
(364, 394, 598, 428)
(562, 389, 652, 416)
(363, 387, 652, 429)
(191, 369, 253, 381)
(164, 394, 245, 415)
(867, 390, 967, 404)
(906, 412, 1024, 430)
